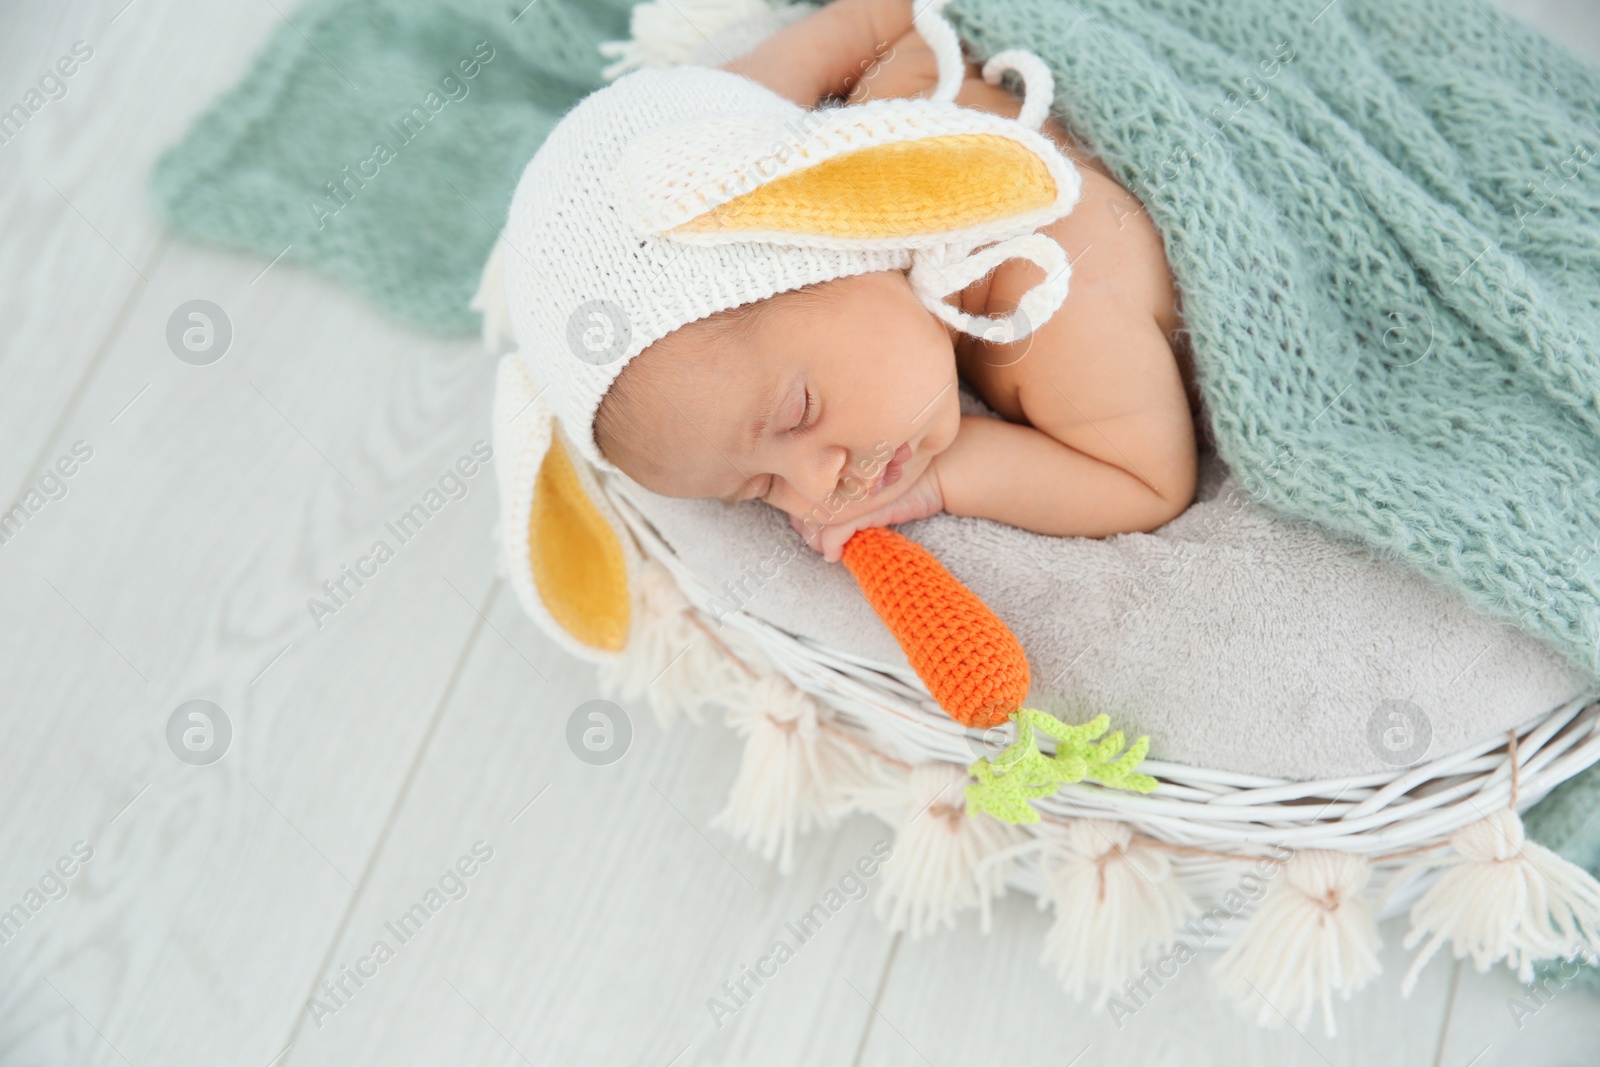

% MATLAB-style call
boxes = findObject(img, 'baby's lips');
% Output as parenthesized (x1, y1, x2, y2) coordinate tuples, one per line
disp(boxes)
(869, 441, 915, 496)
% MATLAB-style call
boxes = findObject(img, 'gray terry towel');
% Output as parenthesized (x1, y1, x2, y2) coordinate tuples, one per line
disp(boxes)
(612, 391, 1593, 780)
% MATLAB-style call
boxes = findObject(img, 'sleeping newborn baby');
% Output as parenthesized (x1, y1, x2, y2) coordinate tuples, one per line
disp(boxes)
(591, 0, 1203, 563)
(499, 0, 1203, 566)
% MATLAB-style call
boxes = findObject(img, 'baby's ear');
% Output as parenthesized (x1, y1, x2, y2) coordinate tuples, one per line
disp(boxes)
(620, 98, 1081, 251)
(494, 355, 639, 662)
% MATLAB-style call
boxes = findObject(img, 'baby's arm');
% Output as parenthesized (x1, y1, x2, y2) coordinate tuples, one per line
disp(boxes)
(716, 0, 915, 106)
(715, 0, 1042, 115)
(941, 312, 1198, 538)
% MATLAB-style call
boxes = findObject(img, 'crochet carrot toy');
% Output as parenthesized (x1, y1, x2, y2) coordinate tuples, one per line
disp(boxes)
(839, 525, 1027, 729)
(840, 526, 1159, 822)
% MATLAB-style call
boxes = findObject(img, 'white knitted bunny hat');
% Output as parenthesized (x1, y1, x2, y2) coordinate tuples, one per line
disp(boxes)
(479, 0, 1083, 662)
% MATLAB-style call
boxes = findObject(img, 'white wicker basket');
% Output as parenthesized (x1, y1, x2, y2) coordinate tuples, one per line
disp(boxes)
(507, 0, 1600, 1032)
(598, 469, 1600, 1032)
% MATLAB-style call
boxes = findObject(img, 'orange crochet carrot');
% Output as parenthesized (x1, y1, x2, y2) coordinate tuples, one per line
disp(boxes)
(839, 526, 1029, 729)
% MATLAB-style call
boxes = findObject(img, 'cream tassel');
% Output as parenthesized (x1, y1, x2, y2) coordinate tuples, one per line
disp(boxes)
(1037, 819, 1198, 1009)
(1400, 807, 1600, 993)
(873, 762, 1026, 938)
(1211, 850, 1381, 1037)
(596, 559, 751, 726)
(710, 674, 874, 874)
(597, 0, 785, 80)
(1401, 729, 1600, 993)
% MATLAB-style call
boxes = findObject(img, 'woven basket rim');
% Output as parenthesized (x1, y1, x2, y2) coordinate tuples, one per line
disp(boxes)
(604, 475, 1600, 868)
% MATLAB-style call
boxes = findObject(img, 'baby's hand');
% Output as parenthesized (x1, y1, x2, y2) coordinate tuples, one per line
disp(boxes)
(846, 23, 1077, 151)
(788, 464, 946, 564)
(846, 27, 979, 104)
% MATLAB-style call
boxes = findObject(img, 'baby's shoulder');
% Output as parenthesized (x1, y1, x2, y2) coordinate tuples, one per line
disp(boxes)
(974, 161, 1181, 360)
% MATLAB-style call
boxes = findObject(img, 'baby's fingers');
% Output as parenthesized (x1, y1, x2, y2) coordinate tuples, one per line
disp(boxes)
(788, 512, 818, 547)
(787, 512, 857, 563)
(821, 523, 860, 564)
(846, 29, 936, 104)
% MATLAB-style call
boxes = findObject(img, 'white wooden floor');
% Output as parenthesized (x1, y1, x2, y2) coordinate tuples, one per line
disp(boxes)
(4, 1, 1600, 1064)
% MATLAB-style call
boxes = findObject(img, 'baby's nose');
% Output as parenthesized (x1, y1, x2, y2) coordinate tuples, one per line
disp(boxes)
(790, 451, 854, 507)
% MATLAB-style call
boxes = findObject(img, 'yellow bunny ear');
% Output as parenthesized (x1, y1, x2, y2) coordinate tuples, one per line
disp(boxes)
(494, 355, 637, 661)
(675, 133, 1058, 241)
(620, 98, 1082, 252)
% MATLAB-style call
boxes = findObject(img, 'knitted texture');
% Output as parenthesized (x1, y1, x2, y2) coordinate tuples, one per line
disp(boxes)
(840, 526, 1029, 727)
(965, 709, 1159, 825)
(498, 63, 915, 475)
(667, 133, 1059, 236)
(499, 33, 1081, 476)
(148, 0, 639, 335)
(1524, 759, 1600, 995)
(837, 523, 1157, 795)
(617, 103, 1074, 242)
(936, 0, 1600, 685)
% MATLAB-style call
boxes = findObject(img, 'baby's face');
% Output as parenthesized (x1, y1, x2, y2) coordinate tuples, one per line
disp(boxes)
(610, 269, 964, 528)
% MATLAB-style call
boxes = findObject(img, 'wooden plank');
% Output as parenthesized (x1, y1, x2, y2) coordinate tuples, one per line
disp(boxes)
(856, 910, 1456, 1065)
(1497, 0, 1600, 57)
(0, 0, 283, 500)
(1435, 957, 1600, 1067)
(0, 232, 502, 1066)
(280, 589, 895, 1066)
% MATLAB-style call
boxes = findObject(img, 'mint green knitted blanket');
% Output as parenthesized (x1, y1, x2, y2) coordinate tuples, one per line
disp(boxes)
(151, 0, 1600, 686)
(940, 0, 1600, 687)
(150, 0, 638, 334)
(149, 0, 1600, 973)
